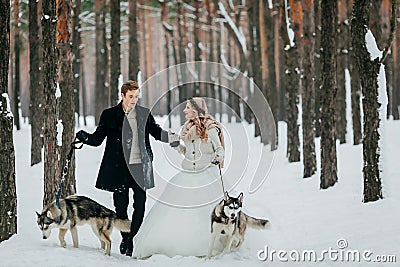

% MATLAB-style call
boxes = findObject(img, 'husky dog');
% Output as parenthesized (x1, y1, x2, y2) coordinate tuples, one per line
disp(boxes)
(36, 195, 131, 256)
(207, 192, 270, 258)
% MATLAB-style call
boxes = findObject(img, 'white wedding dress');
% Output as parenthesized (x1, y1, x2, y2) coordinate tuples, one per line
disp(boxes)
(133, 127, 226, 259)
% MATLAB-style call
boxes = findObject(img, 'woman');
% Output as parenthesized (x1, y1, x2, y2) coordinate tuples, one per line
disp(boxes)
(133, 97, 225, 258)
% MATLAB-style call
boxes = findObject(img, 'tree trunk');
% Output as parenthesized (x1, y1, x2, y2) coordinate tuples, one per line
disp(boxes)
(160, 0, 172, 126)
(248, 0, 263, 141)
(314, 0, 321, 137)
(385, 50, 393, 119)
(30, 0, 44, 166)
(80, 57, 87, 126)
(352, 0, 383, 202)
(13, 0, 20, 130)
(57, 0, 76, 197)
(369, 0, 383, 49)
(348, 0, 362, 144)
(110, 0, 121, 105)
(94, 0, 107, 124)
(282, 0, 300, 162)
(42, 0, 60, 207)
(206, 0, 216, 116)
(193, 0, 202, 96)
(335, 0, 348, 144)
(302, 0, 317, 178)
(177, 0, 187, 124)
(276, 0, 286, 122)
(320, 0, 338, 189)
(0, 0, 17, 242)
(393, 8, 400, 120)
(264, 0, 278, 149)
(73, 0, 82, 124)
(129, 0, 139, 80)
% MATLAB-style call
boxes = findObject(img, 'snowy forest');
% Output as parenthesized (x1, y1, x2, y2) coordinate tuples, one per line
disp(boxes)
(0, 0, 399, 263)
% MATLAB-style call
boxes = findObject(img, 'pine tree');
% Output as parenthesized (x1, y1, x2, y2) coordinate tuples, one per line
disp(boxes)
(0, 0, 17, 242)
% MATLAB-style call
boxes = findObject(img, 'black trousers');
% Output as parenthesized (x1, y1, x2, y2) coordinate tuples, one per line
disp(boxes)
(113, 164, 146, 240)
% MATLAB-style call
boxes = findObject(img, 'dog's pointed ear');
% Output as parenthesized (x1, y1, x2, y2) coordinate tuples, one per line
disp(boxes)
(224, 191, 229, 201)
(238, 192, 244, 203)
(47, 210, 53, 219)
(35, 211, 41, 217)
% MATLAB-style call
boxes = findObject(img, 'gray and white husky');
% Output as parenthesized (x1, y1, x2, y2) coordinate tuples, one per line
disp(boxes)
(36, 195, 131, 256)
(207, 192, 270, 258)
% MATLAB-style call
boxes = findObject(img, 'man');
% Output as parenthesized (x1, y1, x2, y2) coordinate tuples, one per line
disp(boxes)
(76, 80, 178, 256)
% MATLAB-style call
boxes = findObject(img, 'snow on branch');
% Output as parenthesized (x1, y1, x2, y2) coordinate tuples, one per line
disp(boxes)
(217, 2, 247, 54)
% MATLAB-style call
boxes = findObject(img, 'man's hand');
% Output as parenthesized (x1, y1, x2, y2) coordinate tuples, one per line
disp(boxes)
(168, 130, 180, 147)
(76, 130, 89, 142)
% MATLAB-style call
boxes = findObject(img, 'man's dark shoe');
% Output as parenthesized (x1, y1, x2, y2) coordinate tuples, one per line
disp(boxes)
(125, 239, 133, 257)
(119, 239, 128, 255)
(119, 233, 129, 254)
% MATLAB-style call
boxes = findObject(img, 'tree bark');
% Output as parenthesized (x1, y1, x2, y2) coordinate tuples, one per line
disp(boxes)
(56, 0, 76, 197)
(13, 0, 20, 130)
(177, 0, 188, 124)
(335, 0, 349, 144)
(352, 0, 383, 202)
(348, 0, 362, 144)
(0, 0, 17, 242)
(72, 0, 82, 125)
(282, 0, 300, 162)
(264, 0, 279, 149)
(369, 0, 383, 49)
(94, 0, 107, 124)
(320, 0, 338, 189)
(314, 0, 321, 137)
(248, 0, 263, 141)
(30, 0, 44, 165)
(42, 0, 60, 207)
(393, 4, 400, 120)
(110, 0, 121, 105)
(302, 0, 316, 178)
(160, 0, 172, 126)
(129, 0, 139, 80)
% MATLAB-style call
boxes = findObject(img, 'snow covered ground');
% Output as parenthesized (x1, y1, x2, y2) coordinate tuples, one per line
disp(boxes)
(0, 117, 399, 267)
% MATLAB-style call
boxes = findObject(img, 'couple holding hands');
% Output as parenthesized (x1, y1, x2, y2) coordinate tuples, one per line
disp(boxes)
(76, 80, 225, 258)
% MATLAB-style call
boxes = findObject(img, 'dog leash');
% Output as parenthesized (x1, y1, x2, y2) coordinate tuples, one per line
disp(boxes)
(218, 165, 226, 195)
(55, 138, 83, 209)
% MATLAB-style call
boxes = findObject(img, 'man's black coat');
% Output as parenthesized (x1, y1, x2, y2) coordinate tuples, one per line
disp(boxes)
(82, 101, 168, 191)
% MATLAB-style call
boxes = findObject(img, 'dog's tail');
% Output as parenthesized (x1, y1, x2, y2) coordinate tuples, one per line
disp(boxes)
(243, 213, 270, 230)
(114, 218, 131, 233)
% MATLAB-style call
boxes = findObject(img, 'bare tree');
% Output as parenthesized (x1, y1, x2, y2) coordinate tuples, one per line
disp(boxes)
(73, 0, 82, 124)
(348, 0, 362, 144)
(0, 0, 17, 243)
(302, 0, 316, 177)
(56, 0, 76, 197)
(29, 0, 44, 165)
(110, 0, 121, 104)
(94, 0, 108, 124)
(352, 0, 397, 202)
(129, 0, 140, 80)
(335, 0, 348, 144)
(247, 0, 263, 140)
(263, 0, 279, 148)
(13, 0, 20, 130)
(320, 0, 338, 189)
(282, 0, 300, 162)
(42, 0, 60, 206)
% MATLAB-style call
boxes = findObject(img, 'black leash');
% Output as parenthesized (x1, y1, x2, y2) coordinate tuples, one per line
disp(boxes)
(55, 138, 83, 209)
